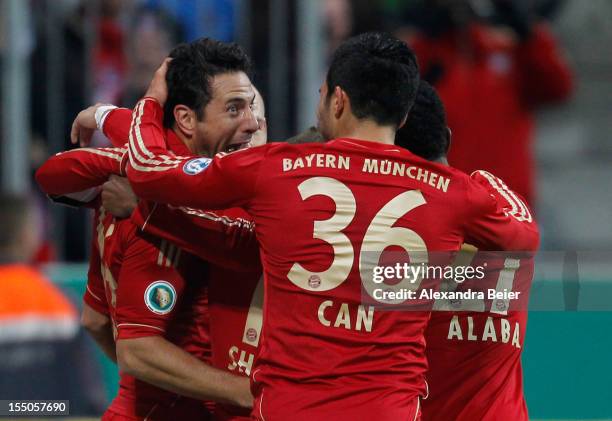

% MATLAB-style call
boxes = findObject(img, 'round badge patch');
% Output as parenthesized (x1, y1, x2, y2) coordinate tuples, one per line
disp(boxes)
(183, 157, 212, 175)
(144, 281, 177, 315)
(308, 275, 321, 289)
(245, 328, 258, 343)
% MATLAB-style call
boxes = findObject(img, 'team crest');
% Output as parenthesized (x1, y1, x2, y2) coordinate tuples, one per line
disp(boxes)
(144, 281, 177, 314)
(183, 157, 211, 175)
(308, 275, 321, 289)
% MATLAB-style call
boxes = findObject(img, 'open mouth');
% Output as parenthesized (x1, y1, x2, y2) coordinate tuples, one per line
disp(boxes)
(224, 140, 252, 153)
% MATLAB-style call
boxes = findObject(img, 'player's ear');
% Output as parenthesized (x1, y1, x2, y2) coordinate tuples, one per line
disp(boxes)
(445, 126, 452, 154)
(174, 105, 197, 136)
(333, 86, 345, 119)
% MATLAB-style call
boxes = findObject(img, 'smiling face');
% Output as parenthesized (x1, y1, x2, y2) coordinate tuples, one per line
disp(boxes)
(193, 71, 260, 156)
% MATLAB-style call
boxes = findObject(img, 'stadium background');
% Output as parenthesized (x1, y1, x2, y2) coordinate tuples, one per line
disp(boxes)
(0, 0, 611, 419)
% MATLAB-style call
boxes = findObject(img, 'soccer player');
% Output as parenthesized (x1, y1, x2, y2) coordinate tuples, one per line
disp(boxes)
(36, 38, 260, 420)
(96, 85, 267, 421)
(396, 81, 539, 420)
(125, 32, 538, 420)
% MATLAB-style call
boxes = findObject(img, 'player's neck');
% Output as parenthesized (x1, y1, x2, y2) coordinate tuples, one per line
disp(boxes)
(337, 120, 396, 145)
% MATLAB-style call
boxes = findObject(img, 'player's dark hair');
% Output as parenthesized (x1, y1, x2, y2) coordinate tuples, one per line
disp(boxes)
(395, 81, 449, 161)
(325, 31, 419, 127)
(164, 38, 252, 128)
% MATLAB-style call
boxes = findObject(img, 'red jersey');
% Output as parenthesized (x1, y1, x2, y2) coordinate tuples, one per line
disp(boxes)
(36, 144, 213, 420)
(126, 98, 539, 420)
(423, 171, 538, 421)
(127, 190, 262, 421)
(87, 107, 262, 421)
(208, 268, 262, 421)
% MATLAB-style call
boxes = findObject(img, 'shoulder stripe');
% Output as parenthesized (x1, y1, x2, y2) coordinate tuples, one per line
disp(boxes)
(61, 147, 124, 162)
(170, 205, 255, 230)
(474, 170, 532, 222)
(128, 99, 186, 169)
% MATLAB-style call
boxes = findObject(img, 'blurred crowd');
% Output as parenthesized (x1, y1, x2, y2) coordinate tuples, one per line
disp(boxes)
(7, 0, 573, 263)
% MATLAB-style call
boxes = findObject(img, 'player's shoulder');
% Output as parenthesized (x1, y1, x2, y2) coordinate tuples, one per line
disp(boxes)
(468, 170, 529, 207)
(470, 170, 537, 225)
(469, 170, 513, 192)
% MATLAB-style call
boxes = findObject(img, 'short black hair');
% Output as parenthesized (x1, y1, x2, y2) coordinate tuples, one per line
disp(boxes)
(164, 38, 252, 128)
(326, 32, 419, 127)
(395, 81, 449, 161)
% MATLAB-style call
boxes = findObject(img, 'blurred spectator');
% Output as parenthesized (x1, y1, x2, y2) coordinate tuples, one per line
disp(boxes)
(0, 193, 42, 264)
(395, 0, 573, 204)
(92, 0, 127, 105)
(0, 192, 105, 413)
(121, 5, 181, 107)
(324, 0, 353, 58)
(30, 0, 87, 153)
(147, 0, 235, 42)
(30, 0, 90, 261)
(0, 193, 107, 413)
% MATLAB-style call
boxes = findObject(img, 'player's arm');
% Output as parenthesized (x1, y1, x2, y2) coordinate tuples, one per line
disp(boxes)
(82, 226, 116, 362)
(462, 170, 540, 251)
(71, 103, 131, 148)
(115, 240, 253, 406)
(116, 337, 251, 407)
(133, 202, 261, 271)
(96, 176, 260, 270)
(35, 147, 125, 206)
(82, 304, 116, 363)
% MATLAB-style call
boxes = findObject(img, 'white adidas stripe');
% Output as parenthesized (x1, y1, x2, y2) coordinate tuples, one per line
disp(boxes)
(475, 170, 532, 222)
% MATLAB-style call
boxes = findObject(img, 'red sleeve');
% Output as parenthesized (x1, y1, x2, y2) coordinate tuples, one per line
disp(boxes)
(126, 98, 264, 210)
(102, 107, 132, 147)
(35, 147, 125, 200)
(462, 170, 540, 251)
(83, 212, 110, 315)
(114, 234, 189, 339)
(132, 201, 261, 271)
(516, 23, 574, 105)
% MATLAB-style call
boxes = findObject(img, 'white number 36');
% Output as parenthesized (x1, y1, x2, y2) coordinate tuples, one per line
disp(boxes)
(287, 177, 429, 294)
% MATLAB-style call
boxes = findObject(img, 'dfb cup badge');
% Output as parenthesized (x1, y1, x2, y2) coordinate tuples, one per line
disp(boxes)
(246, 328, 258, 343)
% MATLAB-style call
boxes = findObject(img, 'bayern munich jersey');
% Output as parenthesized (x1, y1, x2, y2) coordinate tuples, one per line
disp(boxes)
(125, 98, 539, 420)
(73, 107, 262, 421)
(36, 139, 214, 420)
(423, 171, 539, 421)
(129, 203, 262, 421)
